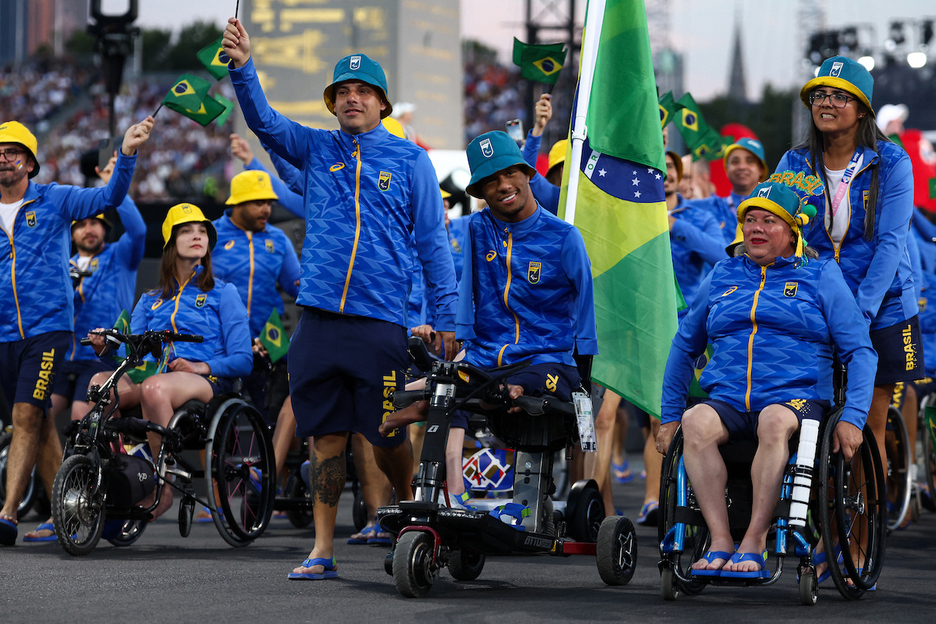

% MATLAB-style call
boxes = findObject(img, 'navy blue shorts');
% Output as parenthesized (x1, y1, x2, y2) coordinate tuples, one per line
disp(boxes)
(700, 398, 829, 443)
(872, 316, 923, 385)
(891, 377, 936, 411)
(206, 375, 235, 397)
(288, 308, 408, 447)
(0, 331, 70, 411)
(52, 358, 116, 402)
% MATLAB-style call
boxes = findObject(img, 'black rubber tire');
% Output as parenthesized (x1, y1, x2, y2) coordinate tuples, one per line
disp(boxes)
(568, 483, 603, 542)
(207, 403, 276, 547)
(107, 519, 147, 547)
(923, 408, 936, 507)
(818, 412, 887, 600)
(352, 487, 367, 532)
(0, 432, 38, 519)
(596, 516, 637, 586)
(658, 427, 708, 596)
(552, 450, 570, 499)
(660, 567, 679, 601)
(447, 548, 486, 581)
(178, 495, 195, 538)
(51, 454, 105, 556)
(392, 531, 437, 598)
(799, 566, 819, 606)
(885, 407, 911, 531)
(284, 471, 314, 529)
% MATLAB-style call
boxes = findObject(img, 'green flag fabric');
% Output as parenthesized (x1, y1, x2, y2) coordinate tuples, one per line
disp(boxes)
(259, 309, 289, 363)
(511, 38, 567, 85)
(214, 94, 235, 127)
(196, 37, 231, 81)
(166, 93, 227, 127)
(161, 74, 211, 111)
(558, 0, 676, 418)
(674, 92, 729, 162)
(125, 361, 160, 385)
(659, 91, 677, 129)
(113, 309, 131, 335)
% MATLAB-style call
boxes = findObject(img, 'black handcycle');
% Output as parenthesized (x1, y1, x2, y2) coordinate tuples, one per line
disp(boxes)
(51, 328, 275, 555)
(377, 339, 637, 598)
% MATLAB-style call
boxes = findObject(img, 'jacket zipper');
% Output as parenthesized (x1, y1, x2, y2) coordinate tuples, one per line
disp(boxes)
(745, 265, 768, 410)
(340, 139, 363, 313)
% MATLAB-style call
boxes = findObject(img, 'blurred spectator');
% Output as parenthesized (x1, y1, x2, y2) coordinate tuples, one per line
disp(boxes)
(0, 59, 92, 130)
(463, 52, 528, 146)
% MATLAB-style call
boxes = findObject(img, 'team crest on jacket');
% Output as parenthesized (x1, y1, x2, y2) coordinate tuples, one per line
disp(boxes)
(378, 171, 392, 192)
(265, 239, 275, 253)
(25, 211, 36, 227)
(195, 294, 207, 308)
(527, 261, 541, 284)
(90, 258, 99, 272)
(784, 282, 798, 297)
(224, 240, 235, 250)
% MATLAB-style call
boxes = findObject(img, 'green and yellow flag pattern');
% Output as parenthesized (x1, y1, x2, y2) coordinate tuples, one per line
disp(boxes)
(196, 36, 231, 81)
(512, 39, 567, 85)
(259, 308, 289, 363)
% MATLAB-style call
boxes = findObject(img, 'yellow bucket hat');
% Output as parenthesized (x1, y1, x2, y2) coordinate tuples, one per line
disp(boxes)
(226, 170, 279, 206)
(547, 139, 567, 175)
(0, 121, 39, 178)
(162, 203, 217, 249)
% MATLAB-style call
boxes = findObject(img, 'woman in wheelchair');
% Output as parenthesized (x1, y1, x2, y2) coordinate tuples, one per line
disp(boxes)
(86, 203, 253, 519)
(656, 182, 878, 579)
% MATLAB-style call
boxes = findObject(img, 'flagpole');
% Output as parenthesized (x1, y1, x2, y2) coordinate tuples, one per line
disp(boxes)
(152, 103, 163, 118)
(563, 0, 606, 226)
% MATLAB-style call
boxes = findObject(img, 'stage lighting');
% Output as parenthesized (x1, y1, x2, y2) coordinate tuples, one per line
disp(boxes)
(858, 55, 875, 71)
(907, 52, 927, 68)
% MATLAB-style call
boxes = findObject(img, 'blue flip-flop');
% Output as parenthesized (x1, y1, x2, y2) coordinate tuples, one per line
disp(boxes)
(287, 556, 338, 580)
(814, 545, 843, 584)
(0, 516, 18, 546)
(691, 550, 733, 577)
(720, 551, 770, 579)
(612, 460, 635, 484)
(22, 522, 57, 543)
(348, 525, 375, 545)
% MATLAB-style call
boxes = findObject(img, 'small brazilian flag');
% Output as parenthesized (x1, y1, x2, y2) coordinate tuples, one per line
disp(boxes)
(113, 309, 131, 335)
(512, 38, 567, 85)
(259, 309, 289, 363)
(675, 93, 723, 162)
(213, 94, 235, 127)
(161, 74, 211, 112)
(196, 36, 231, 81)
(167, 94, 228, 127)
(659, 91, 677, 129)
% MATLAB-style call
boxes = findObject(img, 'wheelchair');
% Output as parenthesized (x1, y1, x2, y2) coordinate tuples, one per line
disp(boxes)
(51, 329, 276, 556)
(377, 338, 637, 598)
(884, 405, 912, 530)
(921, 394, 936, 509)
(658, 401, 887, 604)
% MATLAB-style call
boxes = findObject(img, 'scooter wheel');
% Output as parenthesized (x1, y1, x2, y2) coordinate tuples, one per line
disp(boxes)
(596, 516, 637, 585)
(392, 531, 437, 598)
(448, 548, 486, 581)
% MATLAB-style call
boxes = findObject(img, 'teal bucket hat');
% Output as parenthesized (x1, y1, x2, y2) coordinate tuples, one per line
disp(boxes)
(723, 137, 768, 181)
(323, 53, 392, 119)
(800, 55, 874, 115)
(737, 182, 817, 258)
(465, 131, 536, 198)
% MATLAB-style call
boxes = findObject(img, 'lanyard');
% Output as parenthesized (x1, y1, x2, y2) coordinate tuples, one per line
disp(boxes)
(830, 148, 863, 218)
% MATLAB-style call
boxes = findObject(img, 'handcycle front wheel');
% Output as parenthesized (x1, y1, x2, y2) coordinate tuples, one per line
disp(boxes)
(205, 400, 276, 547)
(51, 453, 106, 556)
(884, 407, 911, 531)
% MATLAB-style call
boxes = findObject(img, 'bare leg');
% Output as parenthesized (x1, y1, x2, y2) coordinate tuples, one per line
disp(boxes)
(681, 404, 732, 571)
(612, 409, 630, 478)
(0, 402, 48, 526)
(445, 427, 467, 498)
(348, 433, 392, 540)
(409, 423, 426, 477)
(589, 389, 621, 517)
(292, 432, 348, 576)
(373, 437, 414, 502)
(903, 384, 918, 464)
(643, 419, 662, 506)
(271, 396, 295, 481)
(22, 414, 64, 539)
(722, 405, 798, 573)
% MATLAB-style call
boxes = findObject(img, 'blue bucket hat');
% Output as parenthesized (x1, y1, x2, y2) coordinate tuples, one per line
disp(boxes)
(323, 54, 392, 119)
(737, 182, 817, 258)
(800, 56, 873, 115)
(465, 131, 536, 198)
(723, 137, 767, 181)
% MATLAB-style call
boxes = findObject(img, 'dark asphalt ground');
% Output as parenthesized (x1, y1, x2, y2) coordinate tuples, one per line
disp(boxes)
(2, 461, 935, 624)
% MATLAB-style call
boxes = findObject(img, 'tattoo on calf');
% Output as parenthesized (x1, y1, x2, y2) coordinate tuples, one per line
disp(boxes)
(310, 451, 345, 506)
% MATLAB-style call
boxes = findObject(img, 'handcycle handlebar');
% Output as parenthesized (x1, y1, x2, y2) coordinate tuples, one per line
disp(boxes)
(80, 328, 204, 347)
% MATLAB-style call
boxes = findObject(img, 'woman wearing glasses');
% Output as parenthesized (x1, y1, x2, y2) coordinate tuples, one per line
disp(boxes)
(773, 55, 916, 570)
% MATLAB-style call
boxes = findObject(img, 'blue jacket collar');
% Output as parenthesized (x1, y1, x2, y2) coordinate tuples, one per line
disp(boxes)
(337, 122, 390, 148)
(485, 202, 543, 234)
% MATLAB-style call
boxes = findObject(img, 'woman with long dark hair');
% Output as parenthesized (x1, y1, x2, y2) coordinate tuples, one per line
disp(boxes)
(87, 203, 252, 518)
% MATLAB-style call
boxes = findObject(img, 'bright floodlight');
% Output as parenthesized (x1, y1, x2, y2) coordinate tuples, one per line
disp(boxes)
(858, 56, 875, 71)
(908, 52, 927, 68)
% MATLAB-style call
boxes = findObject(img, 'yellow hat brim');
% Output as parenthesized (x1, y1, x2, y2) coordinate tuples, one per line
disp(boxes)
(799, 77, 873, 115)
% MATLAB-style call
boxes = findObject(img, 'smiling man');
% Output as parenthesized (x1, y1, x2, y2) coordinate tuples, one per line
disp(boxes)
(222, 18, 458, 580)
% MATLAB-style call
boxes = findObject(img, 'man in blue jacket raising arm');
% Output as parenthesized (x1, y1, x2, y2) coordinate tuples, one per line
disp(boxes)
(222, 18, 458, 580)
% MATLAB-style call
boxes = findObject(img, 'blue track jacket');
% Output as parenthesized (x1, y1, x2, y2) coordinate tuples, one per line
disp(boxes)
(69, 196, 146, 361)
(774, 142, 915, 330)
(521, 132, 560, 216)
(242, 157, 304, 217)
(669, 194, 727, 314)
(229, 58, 458, 330)
(212, 212, 300, 339)
(131, 265, 252, 379)
(686, 190, 751, 247)
(456, 205, 597, 369)
(662, 254, 877, 430)
(0, 153, 135, 342)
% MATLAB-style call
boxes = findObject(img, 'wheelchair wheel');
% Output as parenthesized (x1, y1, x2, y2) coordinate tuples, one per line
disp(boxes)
(107, 519, 147, 547)
(596, 516, 637, 586)
(205, 400, 275, 547)
(884, 407, 911, 531)
(817, 413, 887, 600)
(352, 486, 367, 532)
(392, 531, 437, 598)
(658, 428, 708, 596)
(0, 432, 38, 519)
(51, 454, 105, 556)
(284, 471, 313, 529)
(447, 547, 486, 581)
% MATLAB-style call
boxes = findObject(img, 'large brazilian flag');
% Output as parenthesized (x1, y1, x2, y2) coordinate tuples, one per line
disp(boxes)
(559, 0, 676, 418)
